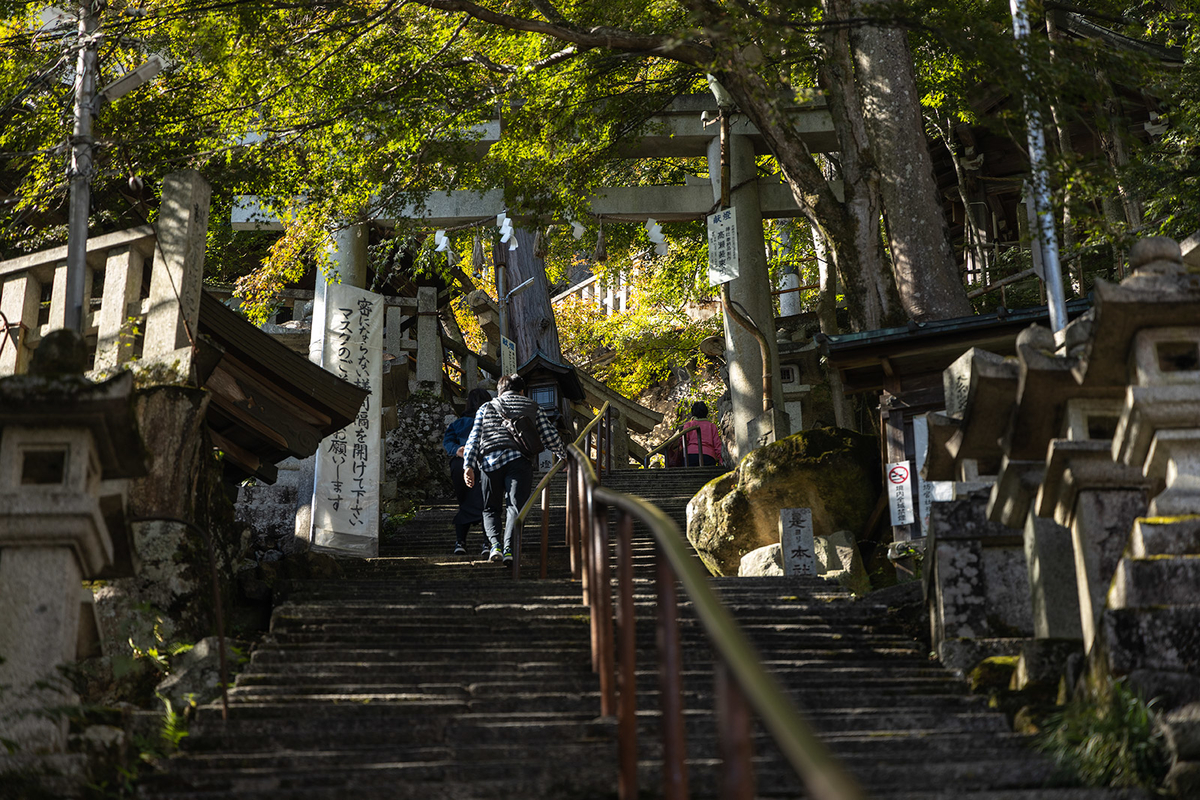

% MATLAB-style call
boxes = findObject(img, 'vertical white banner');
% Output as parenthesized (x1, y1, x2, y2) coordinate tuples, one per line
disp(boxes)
(912, 415, 932, 534)
(500, 335, 517, 377)
(311, 283, 384, 557)
(707, 207, 740, 286)
(886, 461, 915, 526)
(779, 507, 816, 577)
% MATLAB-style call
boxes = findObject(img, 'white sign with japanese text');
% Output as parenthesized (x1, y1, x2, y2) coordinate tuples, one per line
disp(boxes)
(779, 507, 816, 577)
(311, 282, 384, 557)
(707, 207, 740, 286)
(500, 335, 517, 377)
(886, 460, 915, 526)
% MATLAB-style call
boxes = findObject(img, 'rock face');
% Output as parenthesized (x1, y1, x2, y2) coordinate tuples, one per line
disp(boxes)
(384, 395, 457, 509)
(687, 427, 880, 577)
(739, 544, 784, 576)
(817, 530, 871, 596)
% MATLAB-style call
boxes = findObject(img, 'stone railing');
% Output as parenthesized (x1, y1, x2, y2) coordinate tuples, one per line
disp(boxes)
(1, 174, 212, 378)
(551, 274, 628, 316)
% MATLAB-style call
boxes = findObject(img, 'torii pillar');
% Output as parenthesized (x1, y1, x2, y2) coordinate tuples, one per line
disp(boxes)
(709, 135, 788, 459)
(294, 224, 384, 557)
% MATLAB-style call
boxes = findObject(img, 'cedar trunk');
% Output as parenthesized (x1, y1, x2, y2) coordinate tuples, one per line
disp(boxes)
(851, 4, 973, 321)
(494, 227, 562, 367)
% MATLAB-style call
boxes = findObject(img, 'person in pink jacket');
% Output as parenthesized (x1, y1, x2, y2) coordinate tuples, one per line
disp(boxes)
(679, 401, 724, 467)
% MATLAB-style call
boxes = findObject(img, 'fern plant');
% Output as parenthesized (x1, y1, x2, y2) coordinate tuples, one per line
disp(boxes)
(1036, 677, 1170, 793)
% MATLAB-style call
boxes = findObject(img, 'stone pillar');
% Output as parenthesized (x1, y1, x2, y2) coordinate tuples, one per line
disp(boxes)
(142, 171, 211, 364)
(296, 224, 369, 550)
(415, 286, 442, 395)
(609, 408, 629, 468)
(0, 546, 84, 751)
(0, 270, 40, 375)
(463, 352, 479, 393)
(708, 134, 785, 459)
(93, 244, 149, 371)
(468, 289, 501, 362)
(926, 489, 1033, 671)
(1024, 513, 1082, 640)
(989, 457, 1083, 641)
(1037, 440, 1148, 652)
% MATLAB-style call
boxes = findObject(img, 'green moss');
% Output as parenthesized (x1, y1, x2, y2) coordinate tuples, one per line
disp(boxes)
(969, 655, 1020, 693)
(1139, 514, 1200, 525)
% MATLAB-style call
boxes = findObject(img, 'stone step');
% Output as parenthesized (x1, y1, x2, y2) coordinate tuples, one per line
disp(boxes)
(149, 468, 1101, 800)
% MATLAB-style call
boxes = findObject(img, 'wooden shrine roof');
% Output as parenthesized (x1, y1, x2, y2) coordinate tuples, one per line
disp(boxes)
(818, 299, 1092, 395)
(197, 291, 368, 483)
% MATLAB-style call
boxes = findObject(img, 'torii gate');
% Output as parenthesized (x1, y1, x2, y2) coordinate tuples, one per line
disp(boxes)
(234, 95, 841, 461)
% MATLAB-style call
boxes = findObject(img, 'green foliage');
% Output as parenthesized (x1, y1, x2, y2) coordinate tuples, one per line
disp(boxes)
(1036, 678, 1170, 793)
(553, 217, 725, 397)
(158, 694, 192, 750)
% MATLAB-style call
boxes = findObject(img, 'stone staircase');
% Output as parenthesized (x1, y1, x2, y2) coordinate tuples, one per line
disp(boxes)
(141, 466, 1144, 799)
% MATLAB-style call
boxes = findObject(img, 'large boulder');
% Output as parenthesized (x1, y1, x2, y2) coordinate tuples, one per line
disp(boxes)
(687, 427, 880, 577)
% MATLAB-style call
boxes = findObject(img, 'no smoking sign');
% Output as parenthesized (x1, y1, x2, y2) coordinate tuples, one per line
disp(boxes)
(885, 460, 914, 526)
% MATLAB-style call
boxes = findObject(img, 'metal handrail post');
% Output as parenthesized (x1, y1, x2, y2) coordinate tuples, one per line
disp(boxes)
(512, 511, 522, 580)
(657, 545, 689, 800)
(581, 474, 592, 607)
(587, 494, 601, 672)
(716, 660, 756, 800)
(605, 406, 614, 473)
(568, 461, 580, 579)
(540, 485, 550, 580)
(595, 495, 616, 716)
(615, 511, 638, 800)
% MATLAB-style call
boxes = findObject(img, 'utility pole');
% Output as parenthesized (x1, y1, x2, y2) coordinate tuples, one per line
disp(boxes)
(65, 0, 103, 333)
(1010, 0, 1068, 335)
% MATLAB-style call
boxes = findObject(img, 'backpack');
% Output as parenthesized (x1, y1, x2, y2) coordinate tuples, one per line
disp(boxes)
(495, 400, 542, 459)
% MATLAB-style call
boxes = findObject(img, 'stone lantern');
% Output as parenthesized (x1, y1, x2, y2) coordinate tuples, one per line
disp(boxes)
(0, 331, 144, 753)
(1081, 236, 1200, 708)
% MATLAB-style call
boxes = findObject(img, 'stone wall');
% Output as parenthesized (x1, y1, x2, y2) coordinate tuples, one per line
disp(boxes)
(383, 393, 459, 511)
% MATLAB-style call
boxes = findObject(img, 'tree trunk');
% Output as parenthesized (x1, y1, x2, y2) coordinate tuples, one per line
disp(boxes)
(850, 2, 972, 322)
(1095, 70, 1144, 229)
(816, 0, 901, 330)
(494, 227, 562, 367)
(714, 43, 899, 331)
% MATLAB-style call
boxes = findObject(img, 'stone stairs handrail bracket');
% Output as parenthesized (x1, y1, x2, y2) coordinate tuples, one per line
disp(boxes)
(550, 410, 868, 800)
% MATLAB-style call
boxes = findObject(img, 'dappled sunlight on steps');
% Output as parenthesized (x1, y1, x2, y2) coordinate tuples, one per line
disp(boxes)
(139, 467, 1142, 799)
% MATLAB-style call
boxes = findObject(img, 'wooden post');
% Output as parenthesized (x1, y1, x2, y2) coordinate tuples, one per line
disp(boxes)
(540, 485, 550, 580)
(595, 499, 615, 716)
(415, 286, 442, 396)
(48, 263, 68, 330)
(615, 512, 638, 800)
(716, 661, 756, 800)
(657, 547, 689, 800)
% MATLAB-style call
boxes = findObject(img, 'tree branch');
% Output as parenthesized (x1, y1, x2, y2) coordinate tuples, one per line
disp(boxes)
(411, 0, 712, 65)
(529, 0, 568, 26)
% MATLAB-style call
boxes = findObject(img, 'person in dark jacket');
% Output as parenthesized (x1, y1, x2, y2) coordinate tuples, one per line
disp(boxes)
(462, 374, 567, 566)
(443, 387, 493, 555)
